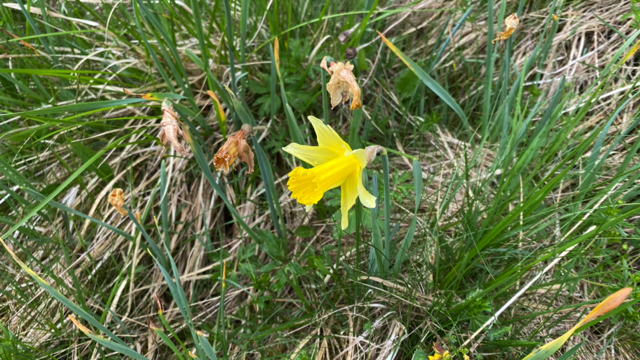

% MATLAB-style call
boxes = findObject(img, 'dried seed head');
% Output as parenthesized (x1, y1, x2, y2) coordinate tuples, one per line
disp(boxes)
(345, 46, 357, 60)
(213, 124, 255, 174)
(108, 188, 127, 216)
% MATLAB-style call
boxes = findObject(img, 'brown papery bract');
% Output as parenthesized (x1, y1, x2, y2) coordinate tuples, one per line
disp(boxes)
(158, 99, 190, 157)
(492, 13, 519, 44)
(364, 145, 386, 166)
(108, 188, 127, 216)
(320, 56, 362, 110)
(214, 124, 255, 174)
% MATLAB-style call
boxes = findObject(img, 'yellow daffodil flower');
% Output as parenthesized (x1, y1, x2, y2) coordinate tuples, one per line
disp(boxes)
(429, 351, 449, 360)
(283, 116, 377, 229)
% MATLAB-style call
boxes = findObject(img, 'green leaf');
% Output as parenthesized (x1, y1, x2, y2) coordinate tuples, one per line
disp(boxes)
(0, 239, 128, 346)
(0, 99, 147, 117)
(294, 226, 315, 238)
(68, 316, 149, 360)
(70, 143, 114, 181)
(378, 32, 470, 130)
(395, 69, 420, 100)
(1, 135, 130, 239)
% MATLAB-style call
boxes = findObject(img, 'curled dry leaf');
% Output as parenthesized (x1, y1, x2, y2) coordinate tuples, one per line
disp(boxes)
(159, 99, 190, 157)
(320, 56, 362, 110)
(108, 188, 127, 216)
(214, 124, 255, 174)
(492, 13, 519, 44)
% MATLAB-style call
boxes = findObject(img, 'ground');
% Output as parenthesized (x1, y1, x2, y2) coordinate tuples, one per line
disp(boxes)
(0, 0, 639, 359)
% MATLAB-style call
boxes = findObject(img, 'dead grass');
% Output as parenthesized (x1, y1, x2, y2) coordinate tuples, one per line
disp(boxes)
(1, 0, 639, 359)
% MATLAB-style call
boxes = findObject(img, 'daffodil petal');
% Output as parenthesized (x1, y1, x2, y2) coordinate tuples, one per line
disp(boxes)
(340, 172, 359, 229)
(356, 170, 376, 208)
(282, 143, 342, 166)
(287, 167, 325, 206)
(348, 149, 368, 168)
(308, 116, 351, 152)
(288, 155, 360, 206)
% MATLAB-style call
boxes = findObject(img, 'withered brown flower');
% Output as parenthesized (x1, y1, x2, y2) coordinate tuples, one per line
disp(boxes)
(214, 124, 255, 174)
(492, 13, 519, 44)
(108, 188, 127, 216)
(320, 56, 362, 110)
(158, 99, 190, 157)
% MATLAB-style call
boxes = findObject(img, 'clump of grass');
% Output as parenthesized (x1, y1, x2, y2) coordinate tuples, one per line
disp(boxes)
(1, 1, 639, 360)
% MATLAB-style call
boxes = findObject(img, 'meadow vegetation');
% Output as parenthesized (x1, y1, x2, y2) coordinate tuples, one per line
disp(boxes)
(1, 0, 640, 359)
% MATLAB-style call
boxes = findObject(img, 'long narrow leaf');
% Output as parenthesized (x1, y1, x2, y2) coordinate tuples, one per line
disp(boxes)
(378, 32, 470, 130)
(0, 238, 127, 346)
(68, 316, 149, 360)
(522, 288, 632, 360)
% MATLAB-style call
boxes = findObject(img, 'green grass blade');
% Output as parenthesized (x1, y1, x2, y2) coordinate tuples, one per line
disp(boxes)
(160, 161, 170, 248)
(22, 188, 134, 241)
(186, 126, 259, 241)
(223, 0, 239, 122)
(0, 99, 147, 117)
(0, 239, 128, 346)
(381, 154, 391, 264)
(378, 32, 470, 131)
(321, 66, 329, 123)
(198, 332, 219, 360)
(394, 160, 422, 274)
(253, 138, 284, 238)
(1, 134, 129, 239)
(284, 103, 306, 145)
(155, 329, 186, 360)
(126, 206, 170, 271)
(428, 6, 473, 73)
(348, 108, 363, 148)
(69, 316, 149, 360)
(273, 38, 305, 144)
(369, 173, 386, 276)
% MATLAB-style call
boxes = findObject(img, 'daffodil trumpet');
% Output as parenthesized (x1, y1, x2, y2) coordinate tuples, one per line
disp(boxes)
(283, 116, 385, 230)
